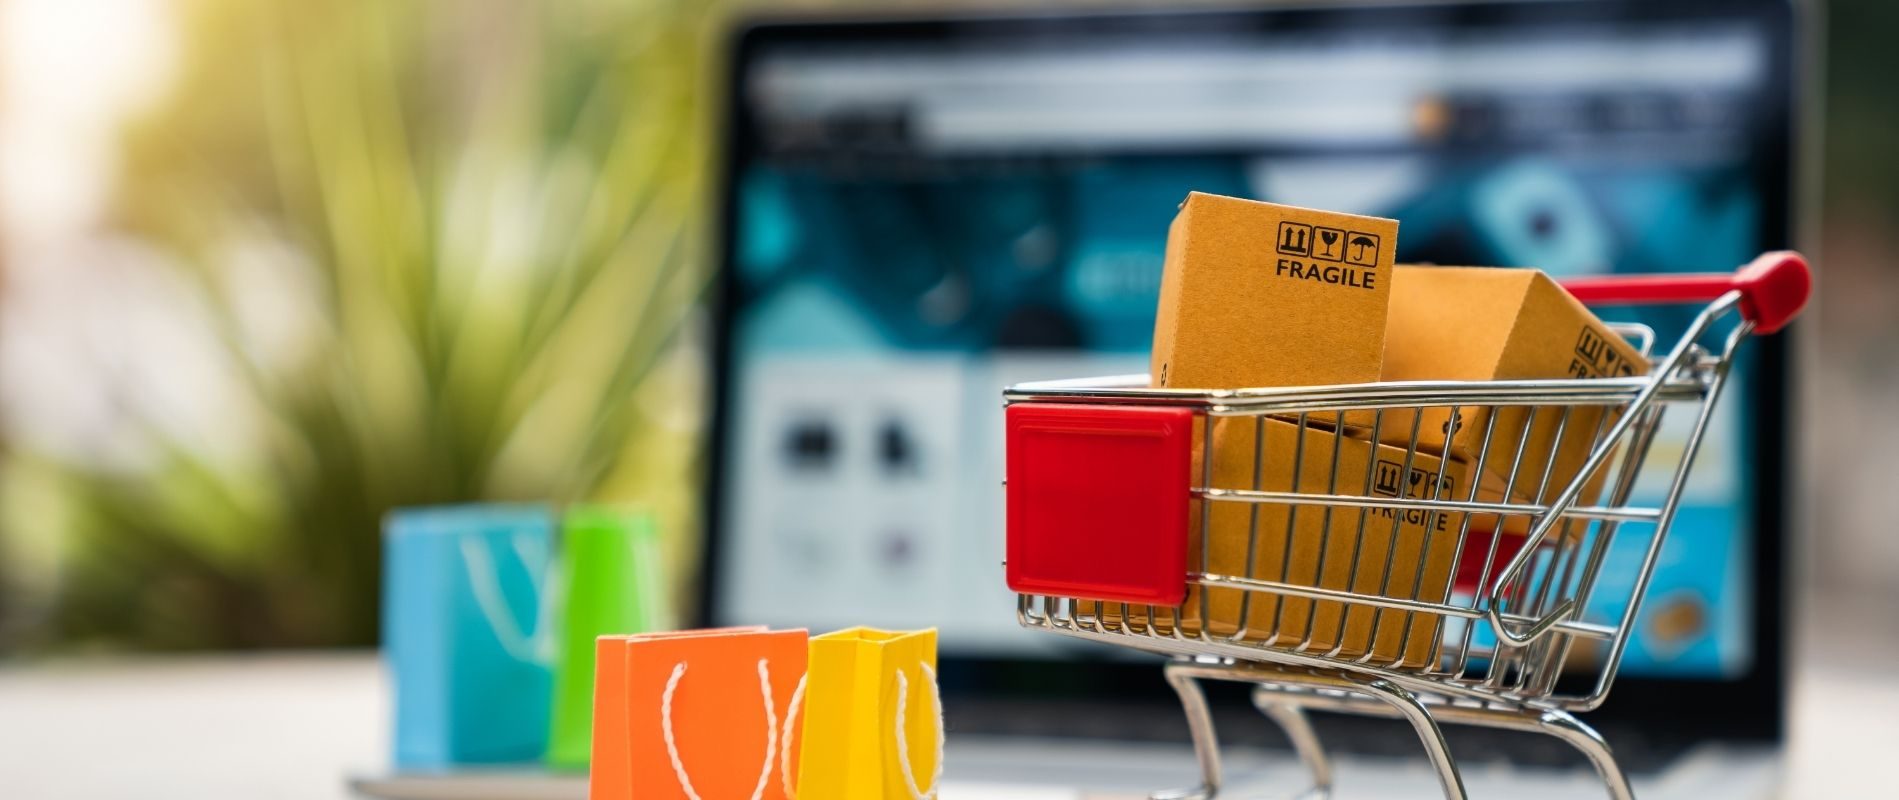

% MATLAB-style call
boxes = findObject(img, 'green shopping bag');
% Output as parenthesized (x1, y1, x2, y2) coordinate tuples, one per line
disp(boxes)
(544, 505, 665, 769)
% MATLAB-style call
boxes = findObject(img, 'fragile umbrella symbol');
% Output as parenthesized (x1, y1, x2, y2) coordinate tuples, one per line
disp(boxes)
(1349, 235, 1376, 261)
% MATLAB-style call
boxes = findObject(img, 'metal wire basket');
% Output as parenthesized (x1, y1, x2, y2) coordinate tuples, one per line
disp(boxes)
(1002, 252, 1811, 800)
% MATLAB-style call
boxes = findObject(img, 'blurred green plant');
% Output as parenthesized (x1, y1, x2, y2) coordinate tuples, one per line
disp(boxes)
(0, 0, 728, 650)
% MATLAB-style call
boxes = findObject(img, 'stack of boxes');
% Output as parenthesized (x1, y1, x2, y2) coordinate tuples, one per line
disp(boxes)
(1146, 191, 1647, 668)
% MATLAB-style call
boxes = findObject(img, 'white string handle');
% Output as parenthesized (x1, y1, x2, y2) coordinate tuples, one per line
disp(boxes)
(632, 531, 669, 631)
(779, 674, 808, 799)
(460, 533, 554, 665)
(893, 664, 945, 800)
(661, 659, 779, 800)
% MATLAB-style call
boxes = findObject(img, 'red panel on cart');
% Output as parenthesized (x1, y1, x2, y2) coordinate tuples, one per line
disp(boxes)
(1005, 403, 1192, 605)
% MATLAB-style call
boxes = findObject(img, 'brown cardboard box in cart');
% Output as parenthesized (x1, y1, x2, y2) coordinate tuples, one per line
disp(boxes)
(1374, 266, 1651, 513)
(1111, 415, 1468, 668)
(1150, 192, 1398, 398)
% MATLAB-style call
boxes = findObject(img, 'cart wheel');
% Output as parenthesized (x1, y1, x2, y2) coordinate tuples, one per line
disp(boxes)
(1155, 661, 1224, 800)
(1250, 689, 1333, 800)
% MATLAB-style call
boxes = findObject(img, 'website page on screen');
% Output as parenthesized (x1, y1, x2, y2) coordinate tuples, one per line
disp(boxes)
(719, 21, 1775, 679)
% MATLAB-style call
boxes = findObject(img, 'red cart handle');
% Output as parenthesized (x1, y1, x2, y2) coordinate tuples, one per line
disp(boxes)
(1560, 251, 1811, 334)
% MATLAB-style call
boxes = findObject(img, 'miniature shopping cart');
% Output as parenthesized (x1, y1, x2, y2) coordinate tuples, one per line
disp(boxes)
(1002, 252, 1811, 800)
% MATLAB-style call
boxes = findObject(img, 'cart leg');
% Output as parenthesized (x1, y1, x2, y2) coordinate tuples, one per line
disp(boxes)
(1532, 709, 1635, 800)
(1250, 687, 1332, 800)
(1356, 678, 1468, 800)
(1154, 661, 1224, 800)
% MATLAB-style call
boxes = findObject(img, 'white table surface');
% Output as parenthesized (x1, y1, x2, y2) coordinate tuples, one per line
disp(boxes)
(1, 591, 1893, 799)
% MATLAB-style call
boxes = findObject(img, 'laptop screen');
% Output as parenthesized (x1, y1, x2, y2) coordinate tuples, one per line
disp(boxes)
(711, 3, 1792, 682)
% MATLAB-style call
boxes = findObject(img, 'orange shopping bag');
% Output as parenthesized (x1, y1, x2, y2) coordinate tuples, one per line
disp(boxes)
(589, 627, 808, 800)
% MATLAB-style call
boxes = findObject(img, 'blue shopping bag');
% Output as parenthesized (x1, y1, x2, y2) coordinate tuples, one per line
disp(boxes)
(382, 504, 555, 768)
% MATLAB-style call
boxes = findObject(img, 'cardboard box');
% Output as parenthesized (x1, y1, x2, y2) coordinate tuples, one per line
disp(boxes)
(1375, 266, 1649, 510)
(1150, 192, 1398, 392)
(1100, 415, 1465, 668)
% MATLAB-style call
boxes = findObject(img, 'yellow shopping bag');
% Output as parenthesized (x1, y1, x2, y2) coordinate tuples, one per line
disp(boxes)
(788, 628, 942, 800)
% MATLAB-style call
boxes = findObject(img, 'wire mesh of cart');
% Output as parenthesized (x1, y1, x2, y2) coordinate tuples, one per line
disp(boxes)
(1001, 253, 1811, 800)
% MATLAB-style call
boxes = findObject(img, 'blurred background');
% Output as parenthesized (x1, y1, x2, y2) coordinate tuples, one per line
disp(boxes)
(0, 0, 1894, 795)
(5, 0, 1892, 656)
(0, 0, 716, 651)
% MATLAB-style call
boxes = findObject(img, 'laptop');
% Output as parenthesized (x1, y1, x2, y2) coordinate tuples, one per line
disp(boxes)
(706, 0, 1804, 796)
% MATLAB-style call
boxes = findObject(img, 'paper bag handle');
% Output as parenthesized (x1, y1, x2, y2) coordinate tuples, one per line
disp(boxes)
(780, 676, 808, 798)
(893, 664, 945, 800)
(775, 664, 944, 800)
(661, 659, 781, 800)
(460, 533, 555, 665)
